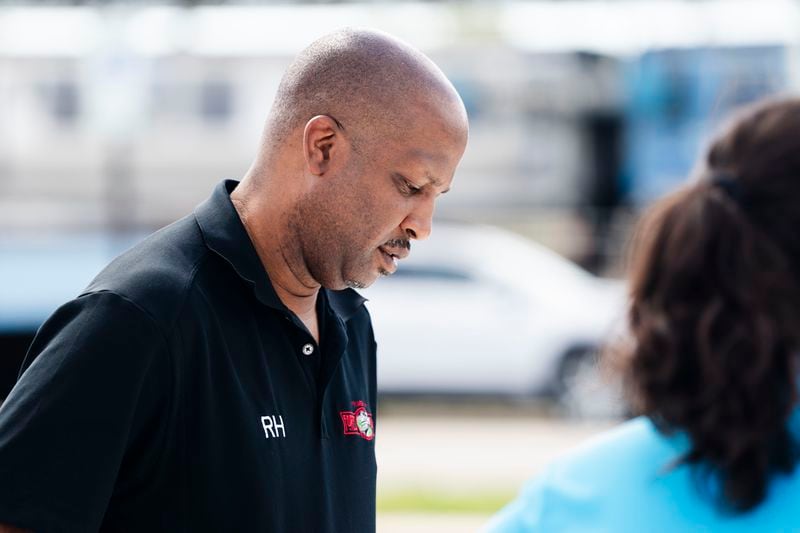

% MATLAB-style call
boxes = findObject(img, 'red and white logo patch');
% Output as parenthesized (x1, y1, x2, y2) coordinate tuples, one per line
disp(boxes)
(340, 401, 375, 441)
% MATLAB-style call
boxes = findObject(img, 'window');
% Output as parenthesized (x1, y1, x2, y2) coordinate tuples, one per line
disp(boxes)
(200, 80, 232, 123)
(40, 80, 79, 124)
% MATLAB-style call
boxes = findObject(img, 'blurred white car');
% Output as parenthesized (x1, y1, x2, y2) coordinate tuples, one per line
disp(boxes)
(361, 222, 628, 416)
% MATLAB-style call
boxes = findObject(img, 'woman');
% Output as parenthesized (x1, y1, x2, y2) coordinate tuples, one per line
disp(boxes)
(486, 97, 800, 532)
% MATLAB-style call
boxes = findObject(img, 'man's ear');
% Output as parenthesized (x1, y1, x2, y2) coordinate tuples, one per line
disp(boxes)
(303, 115, 347, 176)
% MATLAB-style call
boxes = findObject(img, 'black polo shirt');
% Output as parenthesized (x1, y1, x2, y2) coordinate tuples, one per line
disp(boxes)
(0, 180, 378, 532)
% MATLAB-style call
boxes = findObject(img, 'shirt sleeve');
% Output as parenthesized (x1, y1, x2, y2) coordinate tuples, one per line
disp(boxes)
(482, 467, 554, 533)
(0, 291, 170, 532)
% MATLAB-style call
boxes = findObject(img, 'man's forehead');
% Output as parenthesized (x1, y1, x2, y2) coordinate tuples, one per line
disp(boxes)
(404, 146, 458, 165)
(406, 146, 459, 171)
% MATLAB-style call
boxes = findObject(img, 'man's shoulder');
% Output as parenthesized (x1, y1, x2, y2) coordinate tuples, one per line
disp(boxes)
(83, 214, 210, 329)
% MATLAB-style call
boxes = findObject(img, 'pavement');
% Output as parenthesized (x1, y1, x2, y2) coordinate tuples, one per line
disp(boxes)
(378, 513, 489, 533)
(374, 401, 618, 532)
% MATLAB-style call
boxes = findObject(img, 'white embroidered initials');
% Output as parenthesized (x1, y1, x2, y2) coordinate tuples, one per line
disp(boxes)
(260, 415, 286, 439)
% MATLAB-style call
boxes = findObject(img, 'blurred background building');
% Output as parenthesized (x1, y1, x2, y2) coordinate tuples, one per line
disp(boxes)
(1, 1, 798, 530)
(4, 2, 795, 258)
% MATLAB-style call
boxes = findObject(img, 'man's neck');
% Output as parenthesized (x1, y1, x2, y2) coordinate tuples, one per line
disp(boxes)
(265, 257, 321, 343)
(230, 181, 320, 322)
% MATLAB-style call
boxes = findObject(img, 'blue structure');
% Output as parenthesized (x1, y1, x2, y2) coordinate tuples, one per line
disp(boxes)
(0, 234, 144, 333)
(623, 46, 788, 205)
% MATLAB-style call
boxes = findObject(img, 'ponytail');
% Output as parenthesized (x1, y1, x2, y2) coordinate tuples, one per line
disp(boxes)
(623, 98, 800, 511)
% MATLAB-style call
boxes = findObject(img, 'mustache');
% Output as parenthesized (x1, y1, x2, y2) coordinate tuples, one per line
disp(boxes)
(383, 239, 411, 251)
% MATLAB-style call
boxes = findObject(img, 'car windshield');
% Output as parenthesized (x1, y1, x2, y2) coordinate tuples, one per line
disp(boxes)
(471, 230, 593, 290)
(405, 225, 594, 293)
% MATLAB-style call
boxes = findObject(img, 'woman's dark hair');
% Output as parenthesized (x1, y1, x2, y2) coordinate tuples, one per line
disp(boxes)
(624, 97, 800, 512)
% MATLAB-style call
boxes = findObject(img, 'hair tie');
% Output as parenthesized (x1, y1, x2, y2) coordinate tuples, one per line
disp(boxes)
(709, 172, 746, 206)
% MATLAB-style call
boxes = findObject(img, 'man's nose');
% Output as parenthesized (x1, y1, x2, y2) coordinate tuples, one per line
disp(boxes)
(400, 198, 434, 241)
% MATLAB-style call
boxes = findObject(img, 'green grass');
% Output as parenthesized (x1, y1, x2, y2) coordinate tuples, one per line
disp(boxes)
(377, 489, 515, 514)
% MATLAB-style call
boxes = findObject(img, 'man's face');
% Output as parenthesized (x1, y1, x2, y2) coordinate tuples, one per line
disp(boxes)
(294, 114, 466, 290)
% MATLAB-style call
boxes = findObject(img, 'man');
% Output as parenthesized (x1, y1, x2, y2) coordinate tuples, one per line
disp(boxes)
(0, 28, 468, 532)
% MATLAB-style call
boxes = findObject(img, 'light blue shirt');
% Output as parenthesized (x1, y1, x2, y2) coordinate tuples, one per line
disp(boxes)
(485, 416, 800, 532)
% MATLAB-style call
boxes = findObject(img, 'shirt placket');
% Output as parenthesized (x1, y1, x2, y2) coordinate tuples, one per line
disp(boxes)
(317, 312, 349, 439)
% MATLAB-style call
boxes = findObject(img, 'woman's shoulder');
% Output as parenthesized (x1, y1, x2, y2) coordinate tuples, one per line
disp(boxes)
(485, 418, 685, 532)
(550, 416, 684, 481)
(486, 415, 800, 532)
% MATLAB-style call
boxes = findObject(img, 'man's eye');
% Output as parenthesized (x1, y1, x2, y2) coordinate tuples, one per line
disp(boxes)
(403, 181, 422, 195)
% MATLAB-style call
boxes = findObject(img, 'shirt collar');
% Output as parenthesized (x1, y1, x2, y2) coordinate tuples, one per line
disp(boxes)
(194, 179, 366, 321)
(326, 287, 367, 322)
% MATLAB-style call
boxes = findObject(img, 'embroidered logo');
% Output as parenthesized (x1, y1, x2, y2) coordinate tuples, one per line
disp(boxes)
(340, 401, 375, 441)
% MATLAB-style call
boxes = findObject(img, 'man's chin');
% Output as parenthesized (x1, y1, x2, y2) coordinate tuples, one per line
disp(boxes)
(342, 270, 388, 290)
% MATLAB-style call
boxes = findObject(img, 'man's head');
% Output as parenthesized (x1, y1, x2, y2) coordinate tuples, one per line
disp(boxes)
(244, 28, 468, 290)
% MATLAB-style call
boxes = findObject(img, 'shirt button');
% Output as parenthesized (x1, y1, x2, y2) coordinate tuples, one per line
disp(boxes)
(302, 343, 315, 356)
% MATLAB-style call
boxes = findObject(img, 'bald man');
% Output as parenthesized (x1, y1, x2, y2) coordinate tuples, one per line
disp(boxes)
(0, 29, 468, 533)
